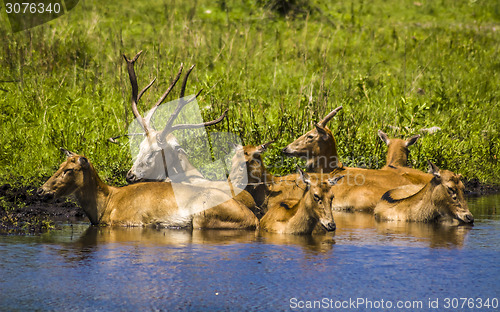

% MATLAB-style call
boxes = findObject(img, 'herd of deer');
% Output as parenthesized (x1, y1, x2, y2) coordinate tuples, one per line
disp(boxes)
(38, 51, 474, 234)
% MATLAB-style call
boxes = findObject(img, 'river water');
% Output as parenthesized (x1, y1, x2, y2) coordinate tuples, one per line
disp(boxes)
(1, 195, 499, 311)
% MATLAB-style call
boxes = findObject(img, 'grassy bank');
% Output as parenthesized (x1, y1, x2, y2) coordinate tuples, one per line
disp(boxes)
(0, 0, 499, 188)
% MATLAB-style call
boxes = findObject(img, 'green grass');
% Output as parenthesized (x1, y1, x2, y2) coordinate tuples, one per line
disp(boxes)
(0, 0, 499, 187)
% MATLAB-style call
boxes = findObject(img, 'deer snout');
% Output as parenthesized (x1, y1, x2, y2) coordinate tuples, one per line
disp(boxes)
(320, 220, 336, 232)
(126, 171, 139, 184)
(457, 211, 474, 224)
(36, 187, 54, 200)
(463, 213, 474, 224)
(326, 222, 336, 231)
(282, 146, 292, 156)
(36, 187, 45, 196)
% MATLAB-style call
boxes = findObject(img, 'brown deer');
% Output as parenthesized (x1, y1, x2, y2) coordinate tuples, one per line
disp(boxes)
(230, 142, 315, 217)
(112, 51, 258, 215)
(377, 129, 433, 184)
(282, 108, 416, 212)
(282, 106, 343, 173)
(374, 161, 473, 225)
(38, 149, 259, 229)
(377, 130, 420, 167)
(259, 168, 343, 234)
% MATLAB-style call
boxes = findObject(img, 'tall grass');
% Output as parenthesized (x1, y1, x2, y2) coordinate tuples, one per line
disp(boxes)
(0, 0, 498, 186)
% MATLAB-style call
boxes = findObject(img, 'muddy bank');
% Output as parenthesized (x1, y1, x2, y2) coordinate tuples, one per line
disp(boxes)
(0, 183, 85, 234)
(1, 178, 499, 233)
(463, 178, 500, 197)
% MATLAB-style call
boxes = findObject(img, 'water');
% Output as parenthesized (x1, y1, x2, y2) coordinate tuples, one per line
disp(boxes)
(1, 195, 499, 311)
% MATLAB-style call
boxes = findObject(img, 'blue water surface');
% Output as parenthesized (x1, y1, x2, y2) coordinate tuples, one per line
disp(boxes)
(0, 195, 499, 311)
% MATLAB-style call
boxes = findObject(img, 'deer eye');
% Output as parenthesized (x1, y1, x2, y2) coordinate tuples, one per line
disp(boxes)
(313, 194, 321, 201)
(307, 135, 314, 140)
(447, 187, 458, 200)
(63, 169, 74, 175)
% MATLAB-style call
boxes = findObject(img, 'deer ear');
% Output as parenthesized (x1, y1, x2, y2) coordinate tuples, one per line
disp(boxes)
(78, 157, 90, 168)
(377, 130, 390, 145)
(328, 175, 344, 186)
(297, 167, 311, 186)
(406, 135, 420, 147)
(258, 141, 273, 153)
(259, 140, 274, 152)
(315, 124, 329, 140)
(427, 161, 441, 180)
(60, 148, 76, 158)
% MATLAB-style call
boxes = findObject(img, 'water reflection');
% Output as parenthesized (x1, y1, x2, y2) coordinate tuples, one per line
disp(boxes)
(332, 211, 472, 249)
(66, 226, 335, 255)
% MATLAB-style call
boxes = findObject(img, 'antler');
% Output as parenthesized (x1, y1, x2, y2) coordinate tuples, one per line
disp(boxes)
(317, 105, 343, 128)
(143, 64, 184, 126)
(158, 64, 205, 140)
(123, 51, 156, 136)
(117, 50, 183, 141)
(112, 51, 226, 144)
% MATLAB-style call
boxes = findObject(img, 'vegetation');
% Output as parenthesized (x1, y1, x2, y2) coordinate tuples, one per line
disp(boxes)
(0, 0, 499, 188)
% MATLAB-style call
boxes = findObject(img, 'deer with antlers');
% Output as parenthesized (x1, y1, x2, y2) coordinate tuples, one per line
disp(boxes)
(38, 149, 258, 229)
(281, 107, 421, 212)
(112, 51, 258, 215)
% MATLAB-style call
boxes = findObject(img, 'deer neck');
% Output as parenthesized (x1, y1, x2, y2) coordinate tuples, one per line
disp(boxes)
(286, 189, 317, 234)
(410, 181, 439, 221)
(247, 158, 273, 192)
(306, 136, 342, 173)
(386, 144, 408, 167)
(74, 165, 114, 225)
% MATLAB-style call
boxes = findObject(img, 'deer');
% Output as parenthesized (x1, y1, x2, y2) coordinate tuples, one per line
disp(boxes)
(282, 106, 343, 173)
(259, 168, 343, 234)
(374, 161, 474, 225)
(377, 130, 420, 168)
(111, 51, 258, 215)
(229, 142, 320, 217)
(282, 108, 419, 212)
(377, 129, 433, 184)
(37, 149, 259, 229)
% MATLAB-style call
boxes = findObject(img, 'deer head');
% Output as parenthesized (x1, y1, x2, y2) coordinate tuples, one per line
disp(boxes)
(111, 51, 227, 183)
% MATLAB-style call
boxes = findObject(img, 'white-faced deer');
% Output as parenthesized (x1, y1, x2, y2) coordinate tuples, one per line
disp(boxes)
(112, 51, 258, 215)
(377, 129, 433, 184)
(115, 51, 226, 184)
(38, 149, 259, 229)
(282, 106, 343, 173)
(260, 168, 343, 234)
(374, 161, 473, 225)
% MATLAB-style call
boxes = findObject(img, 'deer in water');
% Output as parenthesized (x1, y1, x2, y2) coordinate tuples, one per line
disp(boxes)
(38, 149, 259, 229)
(378, 130, 433, 184)
(260, 168, 343, 234)
(230, 142, 319, 217)
(374, 161, 473, 225)
(282, 108, 416, 212)
(111, 51, 257, 215)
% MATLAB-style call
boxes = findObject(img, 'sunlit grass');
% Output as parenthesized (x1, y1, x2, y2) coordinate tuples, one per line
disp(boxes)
(0, 0, 498, 186)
